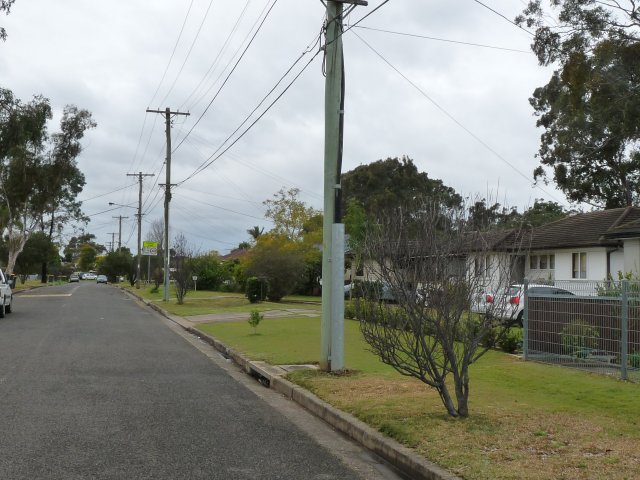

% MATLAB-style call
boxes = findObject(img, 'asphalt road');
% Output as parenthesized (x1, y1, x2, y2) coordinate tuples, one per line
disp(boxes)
(0, 282, 403, 480)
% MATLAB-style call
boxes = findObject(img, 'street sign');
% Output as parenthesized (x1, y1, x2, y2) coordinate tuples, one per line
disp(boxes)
(142, 241, 158, 256)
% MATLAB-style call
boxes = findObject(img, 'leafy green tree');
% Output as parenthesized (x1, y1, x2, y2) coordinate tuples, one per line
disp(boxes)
(243, 234, 305, 301)
(517, 1, 640, 208)
(190, 252, 229, 291)
(263, 187, 319, 241)
(78, 243, 97, 271)
(341, 157, 461, 219)
(11, 231, 58, 276)
(0, 88, 95, 273)
(99, 249, 133, 283)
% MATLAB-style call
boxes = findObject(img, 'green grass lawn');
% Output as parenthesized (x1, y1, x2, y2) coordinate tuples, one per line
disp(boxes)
(197, 317, 640, 480)
(124, 284, 321, 317)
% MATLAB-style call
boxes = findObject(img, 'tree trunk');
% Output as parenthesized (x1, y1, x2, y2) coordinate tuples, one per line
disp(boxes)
(41, 261, 48, 283)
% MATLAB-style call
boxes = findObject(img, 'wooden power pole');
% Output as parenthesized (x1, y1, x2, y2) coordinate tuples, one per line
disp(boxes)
(146, 107, 190, 301)
(127, 172, 154, 289)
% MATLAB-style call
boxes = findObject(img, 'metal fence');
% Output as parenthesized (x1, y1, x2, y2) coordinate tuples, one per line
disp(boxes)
(522, 279, 640, 382)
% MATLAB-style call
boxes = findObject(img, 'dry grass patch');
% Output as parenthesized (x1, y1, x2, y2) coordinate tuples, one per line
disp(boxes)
(291, 370, 640, 480)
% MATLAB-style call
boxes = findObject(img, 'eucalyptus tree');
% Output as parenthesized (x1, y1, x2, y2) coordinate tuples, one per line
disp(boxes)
(0, 88, 95, 273)
(517, 1, 640, 207)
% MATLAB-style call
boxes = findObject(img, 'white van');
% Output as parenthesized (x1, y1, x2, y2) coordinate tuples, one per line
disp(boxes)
(0, 269, 14, 317)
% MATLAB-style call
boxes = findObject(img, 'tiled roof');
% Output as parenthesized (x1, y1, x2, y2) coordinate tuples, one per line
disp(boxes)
(525, 207, 640, 249)
(220, 248, 249, 261)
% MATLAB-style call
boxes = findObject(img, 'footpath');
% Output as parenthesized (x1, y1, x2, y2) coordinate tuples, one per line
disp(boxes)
(125, 289, 459, 480)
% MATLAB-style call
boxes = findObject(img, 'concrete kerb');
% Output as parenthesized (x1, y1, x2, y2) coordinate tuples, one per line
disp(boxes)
(123, 288, 459, 480)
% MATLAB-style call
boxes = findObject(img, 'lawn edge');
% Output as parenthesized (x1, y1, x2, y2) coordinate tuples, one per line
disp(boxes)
(123, 287, 460, 480)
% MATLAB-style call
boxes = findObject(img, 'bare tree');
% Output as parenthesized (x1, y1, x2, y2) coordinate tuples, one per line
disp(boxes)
(357, 199, 527, 417)
(172, 233, 196, 305)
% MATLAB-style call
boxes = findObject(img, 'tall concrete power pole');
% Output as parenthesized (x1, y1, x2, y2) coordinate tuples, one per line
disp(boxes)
(320, 0, 367, 372)
(127, 172, 154, 289)
(146, 107, 190, 301)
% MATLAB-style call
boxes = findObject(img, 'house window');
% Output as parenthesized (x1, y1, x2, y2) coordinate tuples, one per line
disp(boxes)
(572, 252, 587, 279)
(549, 254, 555, 269)
(474, 256, 491, 277)
(539, 255, 548, 269)
(530, 255, 538, 269)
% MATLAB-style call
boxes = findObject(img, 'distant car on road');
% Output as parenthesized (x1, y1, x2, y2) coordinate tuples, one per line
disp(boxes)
(96, 275, 108, 284)
(85, 273, 97, 280)
(69, 273, 80, 283)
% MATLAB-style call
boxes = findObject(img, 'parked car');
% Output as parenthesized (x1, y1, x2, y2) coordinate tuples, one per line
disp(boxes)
(0, 269, 13, 317)
(478, 284, 575, 325)
(69, 273, 80, 283)
(85, 273, 97, 280)
(96, 275, 108, 284)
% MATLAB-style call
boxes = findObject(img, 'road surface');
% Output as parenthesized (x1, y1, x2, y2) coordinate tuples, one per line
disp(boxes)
(0, 282, 403, 479)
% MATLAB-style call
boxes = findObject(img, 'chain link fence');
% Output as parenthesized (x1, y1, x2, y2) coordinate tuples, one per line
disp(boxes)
(522, 279, 640, 382)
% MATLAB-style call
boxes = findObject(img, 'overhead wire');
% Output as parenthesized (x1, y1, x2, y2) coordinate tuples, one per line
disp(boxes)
(157, 0, 218, 107)
(176, 31, 322, 184)
(349, 25, 531, 53)
(171, 0, 281, 154)
(179, 1, 251, 112)
(470, 0, 534, 36)
(175, 46, 322, 186)
(350, 29, 567, 205)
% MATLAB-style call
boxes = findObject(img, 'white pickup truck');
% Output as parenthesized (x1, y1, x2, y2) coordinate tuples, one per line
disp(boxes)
(0, 269, 14, 317)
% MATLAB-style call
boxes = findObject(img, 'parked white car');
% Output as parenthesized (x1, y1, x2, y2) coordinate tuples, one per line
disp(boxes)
(476, 284, 575, 325)
(0, 269, 14, 317)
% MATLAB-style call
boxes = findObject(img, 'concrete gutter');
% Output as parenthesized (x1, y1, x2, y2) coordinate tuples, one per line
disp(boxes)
(126, 289, 460, 480)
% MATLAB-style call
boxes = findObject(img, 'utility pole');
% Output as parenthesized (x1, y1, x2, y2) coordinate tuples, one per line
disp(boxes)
(146, 107, 190, 301)
(107, 233, 117, 252)
(112, 216, 128, 250)
(320, 0, 366, 372)
(127, 172, 154, 289)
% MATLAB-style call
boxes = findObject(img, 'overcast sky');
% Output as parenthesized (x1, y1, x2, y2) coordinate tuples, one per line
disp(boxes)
(1, 0, 565, 255)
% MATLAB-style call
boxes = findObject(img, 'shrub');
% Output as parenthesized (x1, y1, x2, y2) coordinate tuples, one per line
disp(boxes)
(497, 328, 522, 354)
(248, 310, 263, 334)
(629, 352, 640, 369)
(246, 277, 268, 303)
(344, 304, 357, 320)
(561, 319, 600, 357)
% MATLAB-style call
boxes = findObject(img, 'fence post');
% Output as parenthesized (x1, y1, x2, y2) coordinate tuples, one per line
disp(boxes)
(621, 280, 628, 381)
(523, 278, 529, 361)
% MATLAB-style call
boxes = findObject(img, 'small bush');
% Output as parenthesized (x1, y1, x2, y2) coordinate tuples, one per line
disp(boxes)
(561, 319, 600, 357)
(246, 277, 268, 303)
(629, 352, 640, 369)
(497, 328, 522, 354)
(248, 310, 263, 334)
(344, 304, 357, 320)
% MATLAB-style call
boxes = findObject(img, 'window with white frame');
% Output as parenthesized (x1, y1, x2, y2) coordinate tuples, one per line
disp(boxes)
(572, 252, 587, 279)
(530, 255, 538, 269)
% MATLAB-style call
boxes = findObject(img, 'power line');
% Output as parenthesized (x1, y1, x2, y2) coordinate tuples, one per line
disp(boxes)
(351, 30, 566, 205)
(179, 1, 252, 111)
(148, 0, 196, 107)
(78, 183, 138, 203)
(470, 0, 534, 36)
(350, 25, 530, 53)
(171, 0, 281, 154)
(175, 47, 322, 186)
(158, 0, 218, 107)
(176, 33, 321, 183)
